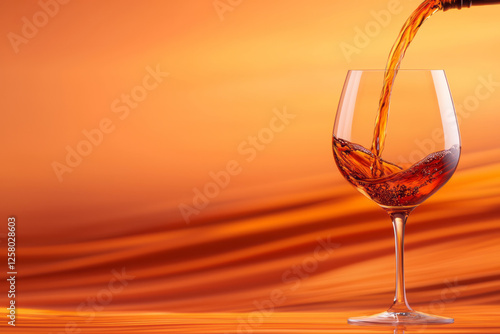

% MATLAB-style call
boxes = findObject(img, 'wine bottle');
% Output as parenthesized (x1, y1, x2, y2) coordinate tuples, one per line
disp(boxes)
(441, 0, 500, 10)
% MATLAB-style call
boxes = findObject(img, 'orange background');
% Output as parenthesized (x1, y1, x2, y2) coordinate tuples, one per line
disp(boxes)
(0, 0, 499, 332)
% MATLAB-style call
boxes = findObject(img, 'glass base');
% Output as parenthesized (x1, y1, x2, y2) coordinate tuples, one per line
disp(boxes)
(348, 310, 454, 325)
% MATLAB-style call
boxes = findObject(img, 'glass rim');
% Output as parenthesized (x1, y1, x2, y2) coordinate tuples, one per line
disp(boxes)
(347, 69, 445, 72)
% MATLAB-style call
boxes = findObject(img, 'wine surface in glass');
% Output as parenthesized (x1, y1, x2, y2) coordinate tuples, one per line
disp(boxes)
(333, 137, 460, 209)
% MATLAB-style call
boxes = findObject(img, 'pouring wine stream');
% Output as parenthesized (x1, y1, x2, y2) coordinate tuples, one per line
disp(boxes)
(332, 0, 500, 325)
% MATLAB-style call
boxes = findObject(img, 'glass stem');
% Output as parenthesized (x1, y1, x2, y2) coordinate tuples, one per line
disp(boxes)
(388, 211, 413, 313)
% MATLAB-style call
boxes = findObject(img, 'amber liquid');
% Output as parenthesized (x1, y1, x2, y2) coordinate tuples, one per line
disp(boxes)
(333, 137, 460, 209)
(335, 0, 461, 209)
(371, 0, 443, 176)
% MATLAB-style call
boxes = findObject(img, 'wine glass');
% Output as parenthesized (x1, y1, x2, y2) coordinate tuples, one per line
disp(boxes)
(332, 70, 460, 325)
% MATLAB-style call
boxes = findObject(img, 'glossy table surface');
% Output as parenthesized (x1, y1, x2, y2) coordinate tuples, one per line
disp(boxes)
(2, 306, 499, 333)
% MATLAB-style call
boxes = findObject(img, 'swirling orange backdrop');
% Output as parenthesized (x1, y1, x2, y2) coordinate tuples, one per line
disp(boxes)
(0, 1, 499, 333)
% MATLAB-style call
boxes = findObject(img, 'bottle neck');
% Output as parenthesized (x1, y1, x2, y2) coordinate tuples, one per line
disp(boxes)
(442, 0, 500, 11)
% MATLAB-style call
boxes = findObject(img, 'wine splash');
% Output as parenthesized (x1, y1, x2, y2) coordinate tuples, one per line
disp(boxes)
(333, 136, 460, 209)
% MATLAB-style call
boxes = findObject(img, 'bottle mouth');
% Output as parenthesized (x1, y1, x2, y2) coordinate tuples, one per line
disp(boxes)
(442, 0, 472, 11)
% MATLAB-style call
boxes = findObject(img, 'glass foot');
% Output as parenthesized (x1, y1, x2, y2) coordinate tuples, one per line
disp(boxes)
(348, 310, 454, 325)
